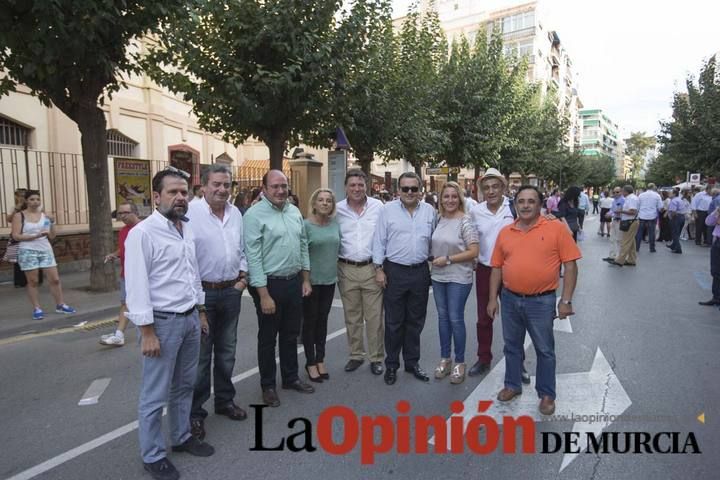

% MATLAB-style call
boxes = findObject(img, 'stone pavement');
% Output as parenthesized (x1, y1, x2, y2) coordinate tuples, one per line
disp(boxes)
(0, 269, 119, 340)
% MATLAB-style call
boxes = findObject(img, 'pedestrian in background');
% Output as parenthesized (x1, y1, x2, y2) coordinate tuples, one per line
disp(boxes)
(554, 186, 582, 242)
(691, 185, 712, 246)
(430, 182, 478, 384)
(11, 190, 75, 320)
(99, 201, 141, 346)
(610, 185, 639, 267)
(4, 187, 43, 288)
(667, 188, 687, 254)
(302, 188, 340, 383)
(598, 190, 614, 237)
(578, 188, 590, 229)
(700, 205, 720, 306)
(603, 187, 625, 263)
(658, 190, 672, 242)
(635, 183, 663, 253)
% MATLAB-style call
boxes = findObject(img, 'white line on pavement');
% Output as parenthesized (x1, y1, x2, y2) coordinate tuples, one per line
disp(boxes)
(78, 378, 112, 406)
(8, 326, 348, 480)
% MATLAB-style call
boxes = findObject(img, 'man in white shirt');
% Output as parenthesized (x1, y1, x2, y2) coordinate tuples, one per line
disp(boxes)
(125, 167, 214, 480)
(336, 169, 385, 375)
(635, 183, 663, 253)
(187, 164, 249, 441)
(610, 185, 640, 267)
(691, 185, 713, 246)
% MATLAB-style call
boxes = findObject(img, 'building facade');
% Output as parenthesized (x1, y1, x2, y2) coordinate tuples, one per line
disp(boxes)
(578, 108, 625, 179)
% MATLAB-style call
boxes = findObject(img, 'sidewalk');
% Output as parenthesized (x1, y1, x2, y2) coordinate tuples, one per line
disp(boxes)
(0, 270, 119, 340)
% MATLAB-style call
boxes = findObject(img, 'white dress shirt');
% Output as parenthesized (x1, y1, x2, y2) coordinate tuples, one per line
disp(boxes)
(637, 190, 663, 220)
(336, 196, 384, 262)
(125, 210, 204, 326)
(372, 200, 437, 265)
(691, 191, 712, 212)
(469, 201, 515, 267)
(620, 194, 640, 221)
(187, 198, 248, 282)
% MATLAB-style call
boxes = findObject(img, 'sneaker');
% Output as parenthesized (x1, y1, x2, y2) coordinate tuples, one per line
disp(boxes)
(449, 363, 466, 384)
(434, 358, 452, 379)
(55, 304, 76, 314)
(32, 308, 44, 320)
(99, 333, 125, 346)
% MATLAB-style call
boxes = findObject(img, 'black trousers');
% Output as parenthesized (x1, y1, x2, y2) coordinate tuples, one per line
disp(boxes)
(302, 284, 335, 365)
(696, 211, 709, 245)
(711, 239, 720, 301)
(383, 261, 430, 370)
(249, 276, 302, 389)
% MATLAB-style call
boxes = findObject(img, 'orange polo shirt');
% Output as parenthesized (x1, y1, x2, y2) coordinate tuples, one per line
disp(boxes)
(490, 217, 581, 295)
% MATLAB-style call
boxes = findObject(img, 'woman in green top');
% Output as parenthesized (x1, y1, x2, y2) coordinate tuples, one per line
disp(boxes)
(303, 188, 341, 382)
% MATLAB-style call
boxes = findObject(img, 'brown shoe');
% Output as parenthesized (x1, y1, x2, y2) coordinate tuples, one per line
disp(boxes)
(215, 402, 247, 421)
(539, 395, 556, 415)
(262, 388, 280, 407)
(497, 387, 522, 402)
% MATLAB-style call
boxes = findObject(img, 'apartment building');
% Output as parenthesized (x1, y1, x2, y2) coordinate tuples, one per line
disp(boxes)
(578, 108, 625, 179)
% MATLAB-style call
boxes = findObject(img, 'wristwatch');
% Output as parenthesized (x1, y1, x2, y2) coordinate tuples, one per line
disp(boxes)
(445, 255, 452, 265)
(374, 264, 384, 271)
(560, 300, 572, 305)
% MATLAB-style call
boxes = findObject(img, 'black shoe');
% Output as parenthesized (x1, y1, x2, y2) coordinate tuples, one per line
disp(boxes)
(215, 402, 247, 421)
(404, 365, 430, 382)
(190, 418, 205, 440)
(370, 362, 384, 375)
(305, 365, 323, 383)
(608, 260, 623, 267)
(144, 458, 179, 480)
(521, 368, 531, 385)
(317, 364, 329, 380)
(650, 249, 656, 253)
(344, 359, 364, 372)
(282, 380, 315, 394)
(468, 360, 490, 377)
(602, 257, 614, 262)
(384, 367, 397, 385)
(262, 388, 280, 407)
(625, 262, 636, 266)
(171, 436, 215, 457)
(699, 299, 720, 306)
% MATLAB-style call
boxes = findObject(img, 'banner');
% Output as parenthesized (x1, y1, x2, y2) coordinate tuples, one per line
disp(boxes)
(114, 158, 152, 218)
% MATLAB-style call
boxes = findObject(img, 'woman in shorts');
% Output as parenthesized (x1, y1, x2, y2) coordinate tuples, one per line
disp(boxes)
(10, 190, 75, 320)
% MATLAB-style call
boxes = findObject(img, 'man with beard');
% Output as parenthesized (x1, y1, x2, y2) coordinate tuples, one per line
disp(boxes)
(373, 172, 437, 385)
(244, 169, 314, 407)
(125, 167, 214, 480)
(187, 164, 249, 440)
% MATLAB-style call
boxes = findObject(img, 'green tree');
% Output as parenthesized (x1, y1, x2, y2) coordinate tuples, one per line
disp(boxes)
(0, 0, 185, 291)
(385, 3, 447, 174)
(624, 131, 655, 180)
(645, 153, 685, 186)
(146, 0, 368, 171)
(583, 154, 616, 188)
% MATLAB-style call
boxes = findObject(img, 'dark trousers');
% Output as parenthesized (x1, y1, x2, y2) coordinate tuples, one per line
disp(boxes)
(249, 276, 302, 389)
(592, 201, 599, 214)
(635, 219, 657, 252)
(578, 211, 586, 229)
(302, 284, 335, 365)
(475, 264, 494, 364)
(696, 211, 709, 245)
(670, 215, 685, 253)
(711, 239, 720, 301)
(383, 261, 430, 370)
(659, 215, 672, 241)
(191, 286, 242, 419)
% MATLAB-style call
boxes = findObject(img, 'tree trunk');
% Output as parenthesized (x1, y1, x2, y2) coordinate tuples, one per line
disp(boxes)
(356, 150, 374, 194)
(267, 132, 287, 172)
(76, 104, 116, 292)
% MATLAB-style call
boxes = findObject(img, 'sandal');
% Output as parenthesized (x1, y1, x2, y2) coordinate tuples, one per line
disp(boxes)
(434, 358, 452, 379)
(450, 363, 466, 384)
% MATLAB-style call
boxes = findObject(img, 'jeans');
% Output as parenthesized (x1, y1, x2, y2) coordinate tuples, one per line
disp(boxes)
(670, 215, 685, 253)
(249, 275, 302, 389)
(302, 284, 335, 365)
(432, 280, 472, 363)
(500, 290, 557, 399)
(139, 311, 200, 463)
(191, 286, 242, 419)
(635, 219, 657, 251)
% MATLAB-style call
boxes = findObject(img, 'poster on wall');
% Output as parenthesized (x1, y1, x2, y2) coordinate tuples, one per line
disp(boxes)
(114, 158, 152, 218)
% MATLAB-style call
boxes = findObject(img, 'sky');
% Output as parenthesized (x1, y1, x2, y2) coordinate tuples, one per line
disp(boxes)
(392, 0, 720, 138)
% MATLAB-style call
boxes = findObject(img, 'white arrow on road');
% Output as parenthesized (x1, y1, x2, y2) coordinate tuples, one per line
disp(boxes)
(433, 346, 631, 473)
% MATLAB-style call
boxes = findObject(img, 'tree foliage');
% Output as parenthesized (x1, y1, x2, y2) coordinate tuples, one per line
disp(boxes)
(624, 131, 655, 180)
(0, 0, 185, 291)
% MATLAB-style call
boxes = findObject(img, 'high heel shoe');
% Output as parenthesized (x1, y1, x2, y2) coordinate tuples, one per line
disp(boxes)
(316, 363, 329, 380)
(305, 365, 323, 383)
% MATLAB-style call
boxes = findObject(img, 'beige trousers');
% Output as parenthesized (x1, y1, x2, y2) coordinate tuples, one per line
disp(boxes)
(608, 219, 622, 258)
(615, 219, 639, 265)
(337, 262, 385, 362)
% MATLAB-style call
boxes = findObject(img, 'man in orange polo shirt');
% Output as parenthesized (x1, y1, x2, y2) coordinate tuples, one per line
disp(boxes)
(487, 185, 581, 415)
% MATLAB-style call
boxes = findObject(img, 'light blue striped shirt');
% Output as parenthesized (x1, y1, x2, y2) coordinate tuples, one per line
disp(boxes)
(372, 200, 437, 266)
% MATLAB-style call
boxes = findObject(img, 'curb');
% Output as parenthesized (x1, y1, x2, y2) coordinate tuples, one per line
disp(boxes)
(0, 306, 118, 342)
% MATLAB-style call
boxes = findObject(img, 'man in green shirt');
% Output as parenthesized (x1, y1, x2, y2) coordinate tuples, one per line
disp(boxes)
(243, 170, 314, 407)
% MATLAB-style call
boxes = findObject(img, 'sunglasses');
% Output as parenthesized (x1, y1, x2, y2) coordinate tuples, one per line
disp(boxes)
(400, 186, 420, 193)
(163, 165, 191, 179)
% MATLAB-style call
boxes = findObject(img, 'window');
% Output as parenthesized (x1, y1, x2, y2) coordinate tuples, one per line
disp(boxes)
(0, 116, 30, 147)
(107, 129, 139, 157)
(502, 11, 534, 33)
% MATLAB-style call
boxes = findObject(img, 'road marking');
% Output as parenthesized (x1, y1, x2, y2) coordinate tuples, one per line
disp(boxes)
(7, 326, 348, 480)
(697, 412, 705, 424)
(693, 271, 712, 290)
(432, 346, 631, 474)
(78, 378, 112, 406)
(0, 317, 117, 347)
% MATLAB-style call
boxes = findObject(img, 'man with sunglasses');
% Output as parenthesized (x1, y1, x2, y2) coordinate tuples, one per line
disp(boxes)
(373, 172, 437, 385)
(602, 187, 625, 263)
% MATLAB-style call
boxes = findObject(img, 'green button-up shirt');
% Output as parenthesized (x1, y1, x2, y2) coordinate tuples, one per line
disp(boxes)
(243, 196, 310, 288)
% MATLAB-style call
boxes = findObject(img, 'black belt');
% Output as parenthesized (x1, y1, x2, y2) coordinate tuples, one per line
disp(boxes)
(267, 272, 300, 281)
(504, 288, 555, 298)
(202, 276, 240, 290)
(154, 307, 196, 317)
(387, 260, 427, 269)
(338, 258, 373, 266)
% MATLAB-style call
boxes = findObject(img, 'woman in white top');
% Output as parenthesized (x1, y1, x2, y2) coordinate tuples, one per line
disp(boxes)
(10, 190, 75, 320)
(430, 182, 479, 384)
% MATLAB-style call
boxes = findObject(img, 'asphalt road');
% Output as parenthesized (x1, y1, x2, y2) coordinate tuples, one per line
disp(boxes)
(1, 214, 718, 480)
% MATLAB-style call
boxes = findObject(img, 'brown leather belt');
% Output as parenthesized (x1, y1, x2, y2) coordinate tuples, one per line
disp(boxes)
(504, 288, 555, 298)
(202, 277, 240, 290)
(338, 258, 373, 266)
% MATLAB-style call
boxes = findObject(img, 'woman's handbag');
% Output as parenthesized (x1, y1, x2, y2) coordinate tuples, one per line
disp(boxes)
(1, 212, 24, 263)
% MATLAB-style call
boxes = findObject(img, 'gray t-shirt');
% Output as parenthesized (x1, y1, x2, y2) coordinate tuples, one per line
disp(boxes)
(430, 214, 478, 284)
